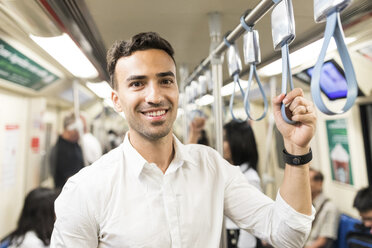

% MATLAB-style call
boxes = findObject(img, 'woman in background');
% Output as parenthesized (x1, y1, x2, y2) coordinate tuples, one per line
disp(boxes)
(224, 120, 262, 248)
(1, 187, 59, 248)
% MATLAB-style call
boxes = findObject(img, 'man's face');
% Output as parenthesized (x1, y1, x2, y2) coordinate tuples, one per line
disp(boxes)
(360, 209, 372, 233)
(112, 49, 178, 141)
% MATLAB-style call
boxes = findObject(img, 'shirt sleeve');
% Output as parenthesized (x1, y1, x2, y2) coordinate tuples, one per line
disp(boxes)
(50, 176, 99, 248)
(223, 164, 315, 248)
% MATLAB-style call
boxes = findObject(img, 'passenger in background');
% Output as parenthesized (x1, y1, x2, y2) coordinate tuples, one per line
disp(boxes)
(353, 186, 372, 234)
(187, 116, 209, 145)
(223, 120, 262, 248)
(106, 129, 122, 151)
(80, 115, 102, 164)
(50, 113, 84, 189)
(305, 168, 340, 248)
(0, 188, 59, 248)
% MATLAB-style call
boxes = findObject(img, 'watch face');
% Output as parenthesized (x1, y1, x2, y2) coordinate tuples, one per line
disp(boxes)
(293, 157, 300, 165)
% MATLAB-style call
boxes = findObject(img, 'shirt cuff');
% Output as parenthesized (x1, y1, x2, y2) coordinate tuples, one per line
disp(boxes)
(275, 190, 315, 232)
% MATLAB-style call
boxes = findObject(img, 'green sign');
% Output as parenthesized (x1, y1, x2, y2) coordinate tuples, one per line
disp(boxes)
(326, 119, 353, 185)
(0, 39, 59, 90)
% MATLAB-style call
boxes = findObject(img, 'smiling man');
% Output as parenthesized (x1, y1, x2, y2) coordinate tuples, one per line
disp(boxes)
(51, 32, 317, 248)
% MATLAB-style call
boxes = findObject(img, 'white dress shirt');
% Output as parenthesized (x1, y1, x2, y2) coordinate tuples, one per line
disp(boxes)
(51, 133, 314, 248)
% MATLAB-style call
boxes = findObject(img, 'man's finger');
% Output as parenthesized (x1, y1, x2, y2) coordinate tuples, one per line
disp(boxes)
(282, 88, 304, 106)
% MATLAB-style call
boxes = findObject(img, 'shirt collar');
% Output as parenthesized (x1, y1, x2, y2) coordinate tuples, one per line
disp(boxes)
(122, 132, 198, 178)
(122, 133, 147, 178)
(172, 134, 198, 167)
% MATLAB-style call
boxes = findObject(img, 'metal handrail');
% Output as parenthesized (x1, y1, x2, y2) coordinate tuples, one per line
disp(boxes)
(184, 0, 280, 87)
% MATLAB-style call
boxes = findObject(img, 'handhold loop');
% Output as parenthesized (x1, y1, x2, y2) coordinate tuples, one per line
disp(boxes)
(240, 22, 268, 121)
(244, 64, 268, 121)
(229, 74, 247, 122)
(281, 43, 297, 124)
(310, 11, 358, 115)
(224, 33, 246, 122)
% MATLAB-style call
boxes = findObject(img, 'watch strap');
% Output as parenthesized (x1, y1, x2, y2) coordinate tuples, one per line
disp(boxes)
(283, 148, 312, 166)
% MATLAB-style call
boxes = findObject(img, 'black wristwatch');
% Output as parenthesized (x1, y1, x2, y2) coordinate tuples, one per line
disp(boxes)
(282, 148, 312, 166)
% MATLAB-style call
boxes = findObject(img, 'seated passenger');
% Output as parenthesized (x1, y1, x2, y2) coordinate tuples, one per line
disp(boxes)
(305, 168, 340, 248)
(353, 187, 372, 234)
(1, 187, 59, 248)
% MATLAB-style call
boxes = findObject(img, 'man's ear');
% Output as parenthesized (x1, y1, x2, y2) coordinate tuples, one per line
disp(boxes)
(112, 90, 123, 112)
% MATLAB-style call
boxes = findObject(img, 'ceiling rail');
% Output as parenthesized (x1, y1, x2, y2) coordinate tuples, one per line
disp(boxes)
(184, 0, 279, 87)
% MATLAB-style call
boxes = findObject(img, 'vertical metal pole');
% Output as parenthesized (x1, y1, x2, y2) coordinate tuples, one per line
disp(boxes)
(262, 77, 277, 195)
(211, 59, 224, 155)
(179, 64, 189, 143)
(73, 80, 80, 121)
(208, 12, 226, 248)
(73, 80, 88, 166)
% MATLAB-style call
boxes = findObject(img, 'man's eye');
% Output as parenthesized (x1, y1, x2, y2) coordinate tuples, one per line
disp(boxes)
(161, 79, 173, 85)
(130, 81, 143, 87)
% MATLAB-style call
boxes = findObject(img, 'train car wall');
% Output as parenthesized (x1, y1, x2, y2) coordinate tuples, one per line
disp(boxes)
(314, 99, 369, 218)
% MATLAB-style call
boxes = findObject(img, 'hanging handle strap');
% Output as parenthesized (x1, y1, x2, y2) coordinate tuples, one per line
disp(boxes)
(271, 0, 297, 124)
(281, 43, 297, 124)
(244, 64, 268, 121)
(240, 15, 268, 121)
(224, 34, 247, 122)
(311, 11, 358, 115)
(229, 74, 248, 122)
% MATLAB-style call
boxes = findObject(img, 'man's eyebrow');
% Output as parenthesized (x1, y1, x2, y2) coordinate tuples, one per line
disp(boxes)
(156, 71, 175, 78)
(126, 75, 147, 82)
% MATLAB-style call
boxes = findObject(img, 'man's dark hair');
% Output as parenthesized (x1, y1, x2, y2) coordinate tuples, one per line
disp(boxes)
(106, 32, 175, 89)
(223, 120, 258, 171)
(353, 186, 372, 212)
(310, 168, 324, 182)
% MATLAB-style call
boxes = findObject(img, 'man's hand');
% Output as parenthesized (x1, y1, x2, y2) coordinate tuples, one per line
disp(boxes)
(273, 88, 316, 154)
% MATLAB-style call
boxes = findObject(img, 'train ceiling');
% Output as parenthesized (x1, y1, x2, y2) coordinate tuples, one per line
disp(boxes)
(0, 0, 371, 107)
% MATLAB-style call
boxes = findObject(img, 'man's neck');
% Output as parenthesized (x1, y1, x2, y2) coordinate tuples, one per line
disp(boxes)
(128, 131, 174, 174)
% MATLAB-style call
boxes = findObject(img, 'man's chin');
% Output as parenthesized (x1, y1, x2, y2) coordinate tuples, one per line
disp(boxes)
(141, 127, 172, 141)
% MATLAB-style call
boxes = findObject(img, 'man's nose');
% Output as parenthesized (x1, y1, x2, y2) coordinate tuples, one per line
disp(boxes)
(145, 82, 164, 104)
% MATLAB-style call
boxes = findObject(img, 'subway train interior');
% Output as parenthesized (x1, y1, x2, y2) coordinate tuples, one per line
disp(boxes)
(1, 0, 372, 247)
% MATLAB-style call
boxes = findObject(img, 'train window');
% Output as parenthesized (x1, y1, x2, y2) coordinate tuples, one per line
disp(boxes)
(359, 103, 372, 185)
(294, 59, 364, 100)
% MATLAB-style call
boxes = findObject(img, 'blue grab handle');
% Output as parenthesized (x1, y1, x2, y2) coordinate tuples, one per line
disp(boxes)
(311, 11, 358, 115)
(244, 64, 268, 121)
(230, 74, 248, 122)
(281, 43, 297, 124)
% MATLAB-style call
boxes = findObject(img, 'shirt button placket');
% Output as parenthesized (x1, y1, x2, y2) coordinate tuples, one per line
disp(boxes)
(163, 174, 182, 247)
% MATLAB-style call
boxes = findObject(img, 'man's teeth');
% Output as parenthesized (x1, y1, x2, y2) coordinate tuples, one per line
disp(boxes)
(145, 110, 166, 117)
